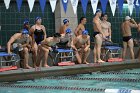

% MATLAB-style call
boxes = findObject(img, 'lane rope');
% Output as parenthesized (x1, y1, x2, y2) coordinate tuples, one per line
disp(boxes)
(0, 84, 140, 93)
(42, 76, 140, 82)
(95, 72, 140, 75)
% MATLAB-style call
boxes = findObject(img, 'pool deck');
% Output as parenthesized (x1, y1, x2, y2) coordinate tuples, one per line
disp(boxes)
(0, 59, 140, 82)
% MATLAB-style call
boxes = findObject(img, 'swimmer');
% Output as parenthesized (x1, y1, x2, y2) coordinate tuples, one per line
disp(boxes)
(74, 17, 87, 36)
(7, 29, 32, 69)
(59, 19, 69, 34)
(36, 33, 61, 67)
(30, 17, 47, 67)
(93, 9, 106, 63)
(121, 16, 138, 59)
(71, 30, 90, 64)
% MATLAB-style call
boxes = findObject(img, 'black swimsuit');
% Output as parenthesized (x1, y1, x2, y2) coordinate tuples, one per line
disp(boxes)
(34, 28, 44, 44)
(93, 31, 100, 37)
(123, 36, 132, 42)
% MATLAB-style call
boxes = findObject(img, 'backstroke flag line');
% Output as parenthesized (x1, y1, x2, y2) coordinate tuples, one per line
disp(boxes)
(4, 0, 11, 9)
(81, 0, 88, 15)
(3, 0, 139, 16)
(27, 0, 35, 12)
(127, 0, 135, 16)
(39, 0, 46, 14)
(134, 0, 140, 16)
(16, 0, 22, 12)
(100, 0, 108, 13)
(70, 0, 78, 14)
(117, 0, 124, 16)
(109, 0, 117, 16)
(62, 0, 68, 13)
(91, 0, 99, 14)
(49, 0, 57, 13)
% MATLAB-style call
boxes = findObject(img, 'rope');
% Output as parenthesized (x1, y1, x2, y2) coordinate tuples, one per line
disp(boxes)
(43, 77, 140, 82)
(0, 84, 105, 92)
(95, 72, 140, 75)
(1, 84, 140, 93)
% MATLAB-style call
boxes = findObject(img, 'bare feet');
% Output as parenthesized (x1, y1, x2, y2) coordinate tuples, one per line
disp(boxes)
(25, 65, 32, 69)
(97, 59, 105, 63)
(44, 64, 50, 68)
(83, 61, 89, 64)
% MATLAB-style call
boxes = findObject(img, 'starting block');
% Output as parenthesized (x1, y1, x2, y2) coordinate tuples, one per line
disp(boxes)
(51, 48, 75, 66)
(101, 45, 122, 61)
(0, 52, 20, 68)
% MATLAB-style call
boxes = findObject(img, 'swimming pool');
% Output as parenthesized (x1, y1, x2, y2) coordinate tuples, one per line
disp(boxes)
(0, 68, 140, 93)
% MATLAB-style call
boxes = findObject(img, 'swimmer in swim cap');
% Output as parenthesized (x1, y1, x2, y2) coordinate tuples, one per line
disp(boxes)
(93, 9, 106, 63)
(59, 19, 70, 34)
(71, 30, 90, 64)
(7, 27, 32, 69)
(121, 16, 138, 60)
(30, 16, 47, 67)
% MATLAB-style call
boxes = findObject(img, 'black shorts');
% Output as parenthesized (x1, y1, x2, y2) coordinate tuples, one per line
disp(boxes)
(123, 36, 132, 42)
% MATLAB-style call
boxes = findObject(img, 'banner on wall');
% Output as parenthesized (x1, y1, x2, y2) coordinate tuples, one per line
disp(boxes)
(100, 0, 108, 13)
(39, 0, 46, 14)
(127, 0, 135, 16)
(70, 0, 78, 14)
(16, 0, 23, 12)
(134, 0, 140, 16)
(118, 0, 124, 15)
(27, 0, 35, 12)
(49, 0, 57, 13)
(91, 0, 99, 14)
(62, 0, 68, 13)
(4, 0, 11, 9)
(81, 0, 88, 15)
(109, 0, 117, 16)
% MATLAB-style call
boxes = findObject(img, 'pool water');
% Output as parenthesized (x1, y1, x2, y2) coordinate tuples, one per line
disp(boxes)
(0, 68, 140, 93)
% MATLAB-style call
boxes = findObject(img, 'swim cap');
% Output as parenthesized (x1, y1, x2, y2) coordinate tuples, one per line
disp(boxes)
(82, 30, 88, 35)
(95, 9, 102, 14)
(63, 19, 69, 24)
(35, 16, 41, 22)
(66, 28, 71, 34)
(22, 29, 29, 34)
(23, 19, 29, 25)
(125, 16, 131, 21)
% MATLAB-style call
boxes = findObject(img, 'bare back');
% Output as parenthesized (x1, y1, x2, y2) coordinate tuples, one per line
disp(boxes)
(59, 25, 67, 34)
(122, 20, 138, 36)
(121, 21, 132, 36)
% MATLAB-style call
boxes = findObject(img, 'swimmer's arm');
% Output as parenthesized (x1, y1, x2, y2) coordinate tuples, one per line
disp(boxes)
(130, 19, 138, 28)
(74, 25, 80, 36)
(71, 38, 77, 50)
(29, 27, 35, 46)
(41, 38, 49, 45)
(138, 23, 140, 32)
(42, 25, 47, 39)
(94, 21, 104, 36)
(59, 26, 63, 34)
(7, 34, 19, 53)
(86, 36, 90, 48)
(22, 37, 32, 48)
(108, 23, 112, 40)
